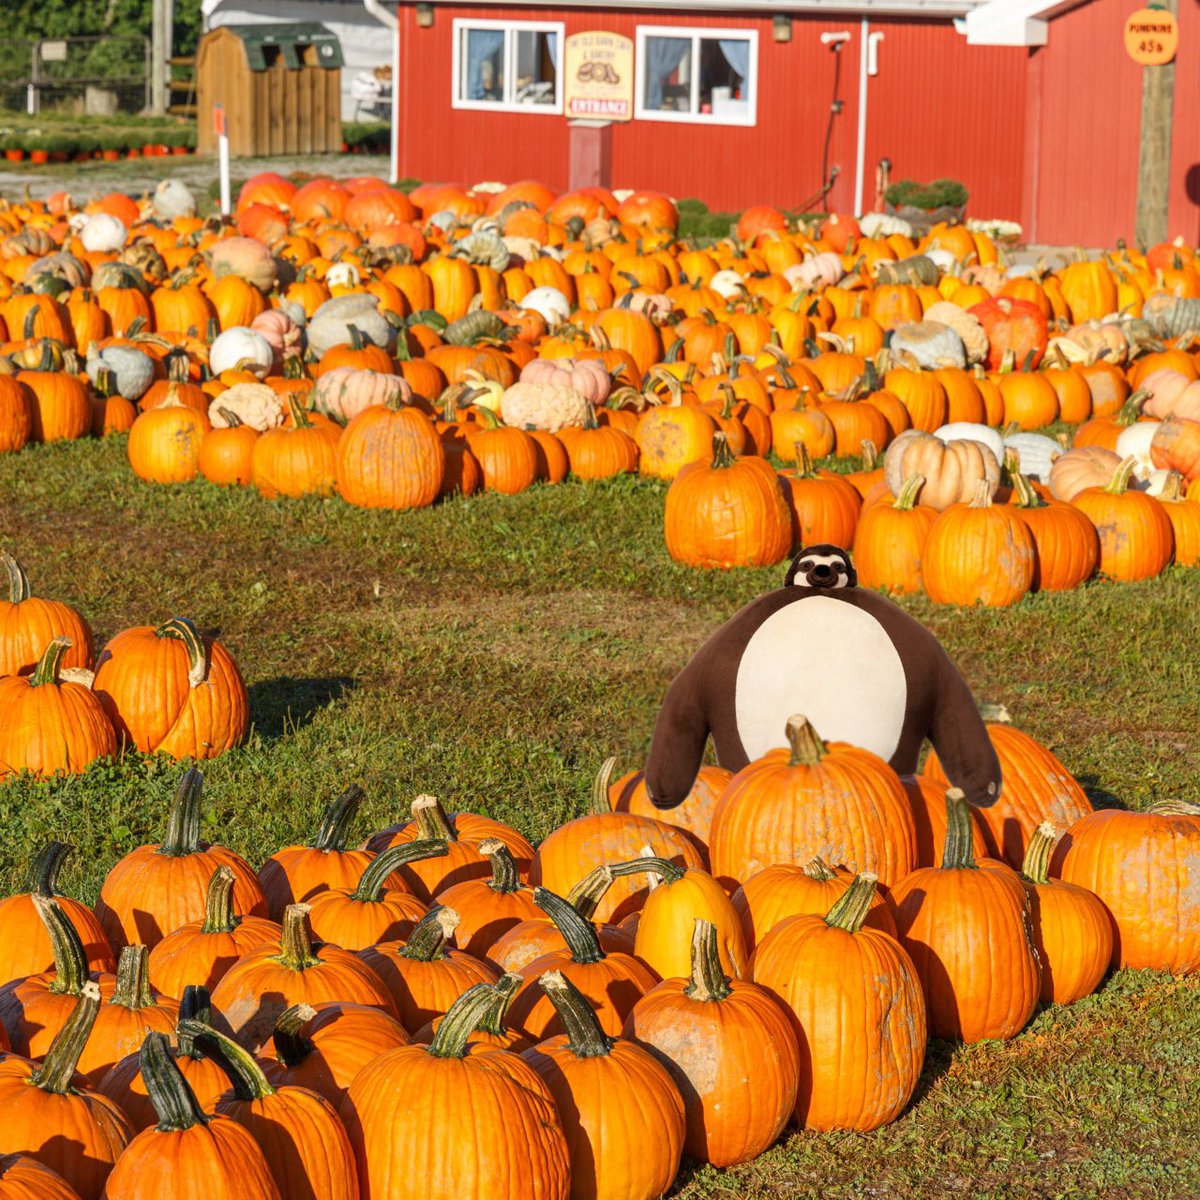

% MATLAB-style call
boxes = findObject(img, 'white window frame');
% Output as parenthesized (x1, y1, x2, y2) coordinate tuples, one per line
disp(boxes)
(634, 25, 758, 127)
(451, 18, 565, 115)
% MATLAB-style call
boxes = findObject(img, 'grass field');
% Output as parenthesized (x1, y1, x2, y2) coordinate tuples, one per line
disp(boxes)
(2, 435, 1199, 1198)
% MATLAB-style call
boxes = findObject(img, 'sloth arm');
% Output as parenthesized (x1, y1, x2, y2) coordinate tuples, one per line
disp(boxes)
(926, 649, 1002, 808)
(644, 650, 712, 810)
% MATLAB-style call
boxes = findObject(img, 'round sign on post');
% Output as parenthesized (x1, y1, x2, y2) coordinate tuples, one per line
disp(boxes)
(1124, 7, 1179, 65)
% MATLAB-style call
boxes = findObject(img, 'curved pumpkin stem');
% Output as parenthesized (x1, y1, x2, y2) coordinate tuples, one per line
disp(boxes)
(565, 864, 616, 921)
(1104, 456, 1138, 495)
(533, 886, 604, 965)
(111, 944, 158, 1012)
(276, 904, 322, 971)
(176, 985, 213, 1061)
(479, 838, 522, 895)
(968, 479, 995, 509)
(710, 430, 736, 469)
(427, 977, 516, 1059)
(1159, 472, 1188, 503)
(538, 970, 613, 1059)
(154, 618, 208, 687)
(1148, 798, 1200, 816)
(411, 794, 459, 842)
(159, 767, 205, 858)
(684, 919, 732, 1003)
(310, 784, 366, 852)
(140, 1031, 210, 1132)
(590, 757, 617, 816)
(29, 982, 101, 1095)
(23, 840, 73, 897)
(941, 788, 978, 871)
(400, 906, 458, 963)
(893, 472, 925, 510)
(607, 855, 686, 887)
(271, 1002, 318, 1068)
(29, 635, 71, 688)
(824, 873, 879, 933)
(801, 856, 837, 882)
(350, 838, 448, 903)
(216, 406, 243, 428)
(786, 715, 827, 766)
(200, 866, 241, 935)
(179, 1018, 277, 1102)
(1020, 821, 1060, 885)
(1, 552, 31, 603)
(475, 972, 522, 1037)
(1010, 470, 1044, 510)
(32, 893, 89, 996)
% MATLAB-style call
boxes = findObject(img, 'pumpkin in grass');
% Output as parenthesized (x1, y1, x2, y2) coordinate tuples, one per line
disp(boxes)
(609, 761, 731, 847)
(210, 904, 398, 1051)
(732, 856, 897, 951)
(891, 789, 1040, 1043)
(0, 376, 34, 453)
(463, 407, 539, 494)
(335, 396, 444, 509)
(100, 1033, 281, 1200)
(0, 984, 133, 1200)
(557, 412, 640, 479)
(1020, 823, 1112, 1005)
(851, 472, 936, 594)
(435, 838, 542, 958)
(925, 721, 1093, 869)
(92, 618, 248, 760)
(622, 919, 798, 1168)
(198, 408, 258, 486)
(1070, 456, 1174, 582)
(178, 1019, 359, 1200)
(769, 402, 835, 462)
(127, 388, 211, 483)
(708, 715, 917, 891)
(750, 873, 926, 1130)
(634, 401, 716, 480)
(0, 841, 113, 986)
(18, 354, 91, 443)
(148, 866, 282, 997)
(0, 1155, 80, 1200)
(1157, 472, 1200, 564)
(251, 395, 339, 499)
(523, 971, 684, 1200)
(1053, 799, 1200, 974)
(778, 444, 861, 550)
(94, 768, 265, 951)
(339, 980, 570, 1200)
(0, 636, 116, 779)
(1007, 470, 1099, 591)
(922, 481, 1036, 607)
(262, 1001, 412, 1110)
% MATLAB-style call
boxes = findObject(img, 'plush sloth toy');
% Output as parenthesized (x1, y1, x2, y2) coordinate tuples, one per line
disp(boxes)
(645, 545, 1001, 810)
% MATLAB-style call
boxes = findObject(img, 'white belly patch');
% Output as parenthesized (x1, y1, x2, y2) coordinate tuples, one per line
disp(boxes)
(733, 596, 908, 762)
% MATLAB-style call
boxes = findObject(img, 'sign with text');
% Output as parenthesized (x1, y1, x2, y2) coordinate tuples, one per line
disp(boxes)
(1124, 7, 1178, 65)
(564, 32, 634, 123)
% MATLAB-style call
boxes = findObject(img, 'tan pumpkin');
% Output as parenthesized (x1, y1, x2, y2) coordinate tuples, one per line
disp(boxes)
(882, 429, 1000, 512)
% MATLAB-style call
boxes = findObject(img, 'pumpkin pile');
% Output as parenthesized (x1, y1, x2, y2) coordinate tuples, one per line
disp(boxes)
(3, 182, 1200, 598)
(0, 711, 1195, 1199)
(0, 551, 247, 776)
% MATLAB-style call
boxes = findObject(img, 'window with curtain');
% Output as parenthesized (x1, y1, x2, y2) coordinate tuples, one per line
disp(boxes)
(453, 20, 564, 112)
(635, 26, 758, 126)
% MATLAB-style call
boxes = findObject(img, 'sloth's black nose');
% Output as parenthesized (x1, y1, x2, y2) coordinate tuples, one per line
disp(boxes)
(808, 563, 836, 585)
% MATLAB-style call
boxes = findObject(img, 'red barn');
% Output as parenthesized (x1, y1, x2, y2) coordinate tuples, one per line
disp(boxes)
(376, 0, 1198, 246)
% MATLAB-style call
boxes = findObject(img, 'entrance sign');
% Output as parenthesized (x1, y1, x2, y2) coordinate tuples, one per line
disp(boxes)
(564, 32, 634, 122)
(1124, 7, 1178, 65)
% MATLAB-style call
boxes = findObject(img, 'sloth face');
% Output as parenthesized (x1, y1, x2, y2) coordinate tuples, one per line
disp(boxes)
(785, 545, 857, 590)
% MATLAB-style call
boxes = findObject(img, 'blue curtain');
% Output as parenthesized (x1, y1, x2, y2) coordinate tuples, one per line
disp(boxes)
(466, 28, 505, 101)
(546, 31, 557, 70)
(645, 36, 689, 111)
(718, 39, 751, 99)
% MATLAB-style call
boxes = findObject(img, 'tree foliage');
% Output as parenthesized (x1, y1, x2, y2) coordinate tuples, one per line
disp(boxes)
(11, 0, 203, 55)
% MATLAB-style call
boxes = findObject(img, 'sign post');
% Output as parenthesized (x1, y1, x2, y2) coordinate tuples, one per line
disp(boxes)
(564, 32, 633, 192)
(1127, 3, 1178, 246)
(214, 104, 231, 217)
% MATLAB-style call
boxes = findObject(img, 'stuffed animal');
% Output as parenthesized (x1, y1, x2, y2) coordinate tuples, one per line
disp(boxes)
(645, 545, 1001, 810)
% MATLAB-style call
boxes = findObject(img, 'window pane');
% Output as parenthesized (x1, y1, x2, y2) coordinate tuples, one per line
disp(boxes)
(699, 37, 750, 116)
(643, 35, 692, 112)
(514, 30, 557, 105)
(462, 27, 506, 102)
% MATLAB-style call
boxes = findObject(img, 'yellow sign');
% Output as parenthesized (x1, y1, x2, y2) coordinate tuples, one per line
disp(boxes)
(1124, 7, 1179, 65)
(564, 31, 634, 122)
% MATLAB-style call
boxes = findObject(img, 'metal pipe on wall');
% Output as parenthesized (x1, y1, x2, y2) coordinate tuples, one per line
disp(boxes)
(853, 18, 868, 216)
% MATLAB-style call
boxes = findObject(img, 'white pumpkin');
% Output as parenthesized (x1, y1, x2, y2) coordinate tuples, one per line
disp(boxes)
(152, 179, 196, 221)
(520, 286, 571, 326)
(1003, 431, 1062, 483)
(924, 248, 958, 272)
(858, 212, 914, 239)
(209, 326, 274, 378)
(325, 261, 362, 291)
(710, 269, 746, 300)
(1135, 468, 1172, 496)
(308, 294, 394, 357)
(923, 302, 989, 366)
(1115, 420, 1162, 480)
(889, 321, 966, 369)
(80, 213, 127, 253)
(934, 422, 1005, 466)
(86, 346, 155, 400)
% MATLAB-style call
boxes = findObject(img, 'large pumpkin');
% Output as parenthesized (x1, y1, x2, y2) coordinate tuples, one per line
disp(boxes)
(336, 398, 444, 510)
(883, 429, 1000, 512)
(1070, 457, 1174, 582)
(0, 552, 93, 676)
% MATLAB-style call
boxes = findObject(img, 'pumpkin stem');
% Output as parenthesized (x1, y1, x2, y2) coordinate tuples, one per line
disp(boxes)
(271, 1003, 318, 1068)
(1020, 822, 1060, 885)
(591, 757, 617, 815)
(0, 551, 31, 603)
(941, 788, 978, 871)
(538, 970, 614, 1059)
(710, 430, 736, 469)
(427, 977, 516, 1059)
(216, 406, 242, 428)
(684, 919, 733, 1003)
(111, 944, 157, 1011)
(178, 1019, 276, 1102)
(786, 715, 827, 766)
(607, 855, 687, 886)
(533, 886, 604, 965)
(1010, 469, 1043, 510)
(32, 893, 88, 996)
(310, 784, 366, 851)
(1148, 798, 1200, 816)
(1160, 471, 1187, 503)
(411, 794, 458, 842)
(801, 856, 837, 882)
(793, 443, 816, 477)
(286, 392, 313, 429)
(479, 838, 522, 895)
(276, 904, 322, 971)
(22, 840, 73, 896)
(139, 1032, 210, 1132)
(565, 865, 616, 921)
(893, 472, 925, 510)
(176, 986, 213, 1060)
(200, 866, 241, 935)
(1116, 390, 1149, 426)
(860, 439, 880, 471)
(1105, 456, 1138, 495)
(28, 635, 71, 688)
(28, 982, 101, 1095)
(400, 906, 458, 962)
(154, 617, 208, 687)
(968, 479, 994, 508)
(159, 767, 205, 858)
(475, 972, 522, 1037)
(350, 838, 448, 903)
(824, 873, 879, 932)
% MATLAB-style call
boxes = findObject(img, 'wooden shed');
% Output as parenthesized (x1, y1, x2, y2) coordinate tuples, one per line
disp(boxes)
(197, 23, 343, 157)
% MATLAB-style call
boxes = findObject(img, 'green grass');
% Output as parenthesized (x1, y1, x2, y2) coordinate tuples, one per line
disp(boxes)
(2, 435, 1200, 1197)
